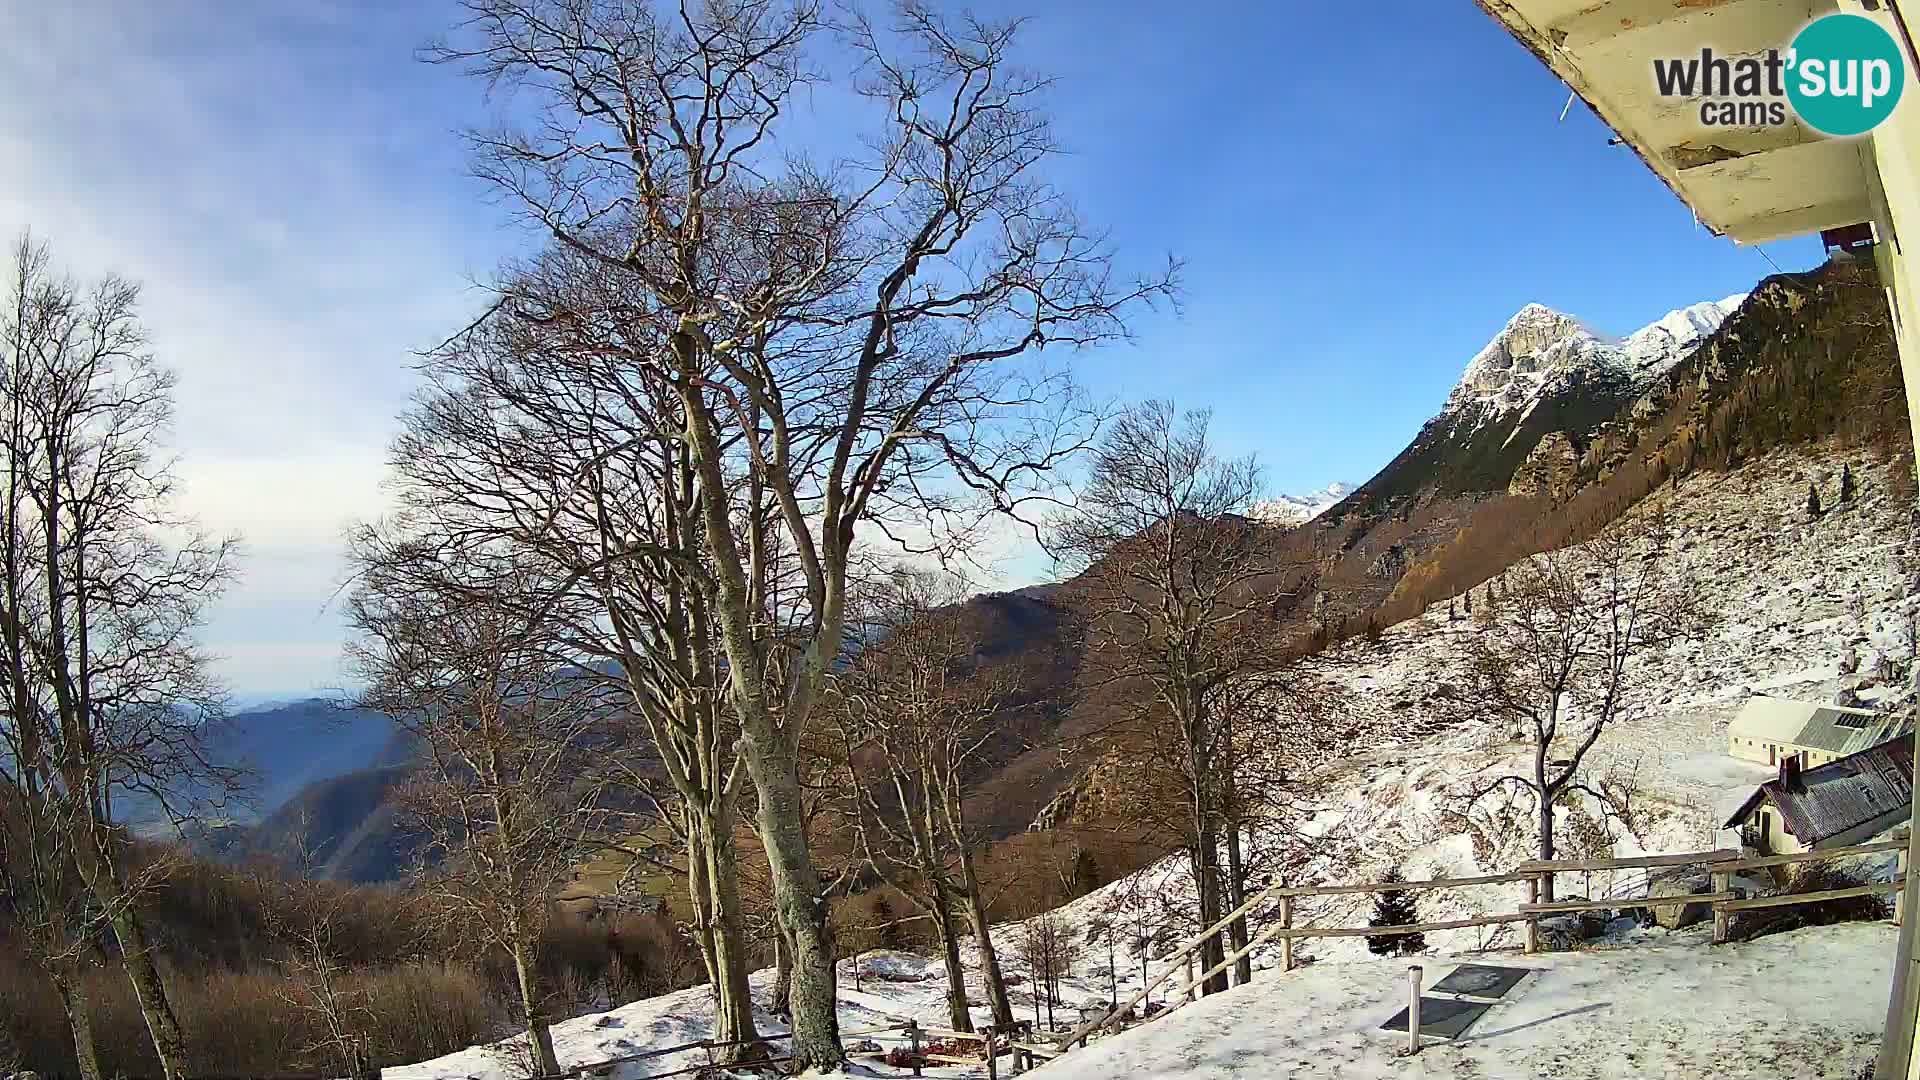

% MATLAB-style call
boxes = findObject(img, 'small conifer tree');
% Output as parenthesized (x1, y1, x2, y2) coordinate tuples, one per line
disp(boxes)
(1367, 866, 1425, 956)
(1841, 463, 1856, 504)
(1807, 481, 1824, 518)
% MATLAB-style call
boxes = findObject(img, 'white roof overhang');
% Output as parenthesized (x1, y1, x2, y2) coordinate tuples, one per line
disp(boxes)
(1477, 0, 1874, 244)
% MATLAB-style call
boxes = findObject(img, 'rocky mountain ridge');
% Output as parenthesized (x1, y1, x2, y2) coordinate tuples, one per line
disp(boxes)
(1446, 295, 1745, 422)
(1249, 482, 1355, 525)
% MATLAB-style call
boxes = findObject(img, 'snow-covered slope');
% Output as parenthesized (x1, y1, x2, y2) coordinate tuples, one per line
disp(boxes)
(386, 953, 988, 1080)
(390, 439, 1906, 1080)
(1353, 291, 1749, 508)
(1249, 482, 1355, 525)
(1031, 922, 1891, 1080)
(1447, 294, 1744, 422)
(1055, 441, 1912, 968)
(1284, 441, 1909, 950)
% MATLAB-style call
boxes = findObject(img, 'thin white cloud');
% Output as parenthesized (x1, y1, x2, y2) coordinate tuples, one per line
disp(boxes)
(0, 1, 507, 695)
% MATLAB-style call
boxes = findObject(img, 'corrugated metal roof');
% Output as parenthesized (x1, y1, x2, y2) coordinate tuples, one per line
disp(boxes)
(1795, 707, 1914, 756)
(1724, 736, 1915, 847)
(1727, 695, 1907, 755)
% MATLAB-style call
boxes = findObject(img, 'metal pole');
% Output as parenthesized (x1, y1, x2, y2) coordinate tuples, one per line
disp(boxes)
(1406, 965, 1424, 1056)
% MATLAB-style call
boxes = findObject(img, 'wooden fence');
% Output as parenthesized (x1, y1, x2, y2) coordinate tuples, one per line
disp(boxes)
(1059, 835, 1910, 1052)
(535, 1017, 1054, 1080)
(499, 836, 1909, 1079)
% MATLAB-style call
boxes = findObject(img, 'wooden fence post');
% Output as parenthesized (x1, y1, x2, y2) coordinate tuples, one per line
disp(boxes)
(1405, 965, 1423, 1056)
(907, 1019, 922, 1078)
(985, 1025, 998, 1080)
(1280, 894, 1294, 972)
(1711, 868, 1731, 944)
(1523, 875, 1539, 954)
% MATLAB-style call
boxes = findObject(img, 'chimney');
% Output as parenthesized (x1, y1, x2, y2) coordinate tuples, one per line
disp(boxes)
(1779, 753, 1803, 785)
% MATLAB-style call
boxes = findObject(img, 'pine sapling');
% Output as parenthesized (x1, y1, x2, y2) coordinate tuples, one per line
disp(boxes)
(1367, 866, 1426, 956)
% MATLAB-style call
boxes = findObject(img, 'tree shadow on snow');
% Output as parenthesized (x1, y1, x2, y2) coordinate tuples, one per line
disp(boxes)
(1462, 1001, 1612, 1042)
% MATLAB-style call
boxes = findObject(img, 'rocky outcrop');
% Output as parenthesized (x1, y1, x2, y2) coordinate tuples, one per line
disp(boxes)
(1368, 544, 1409, 580)
(1508, 431, 1581, 500)
(1647, 873, 1712, 930)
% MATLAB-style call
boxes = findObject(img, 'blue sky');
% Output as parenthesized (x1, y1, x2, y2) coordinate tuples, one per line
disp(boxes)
(0, 2, 1824, 698)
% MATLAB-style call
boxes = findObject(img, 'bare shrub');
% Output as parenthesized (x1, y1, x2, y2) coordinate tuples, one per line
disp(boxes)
(1012, 913, 1082, 1031)
(1730, 865, 1892, 942)
(0, 949, 501, 1077)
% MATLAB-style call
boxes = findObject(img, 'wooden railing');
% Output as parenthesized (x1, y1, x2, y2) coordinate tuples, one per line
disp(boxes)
(521, 837, 1910, 1078)
(1056, 835, 1910, 1055)
(546, 1018, 1050, 1080)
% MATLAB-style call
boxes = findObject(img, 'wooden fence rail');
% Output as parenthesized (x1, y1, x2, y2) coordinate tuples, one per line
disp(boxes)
(531, 835, 1910, 1078)
(1058, 834, 1910, 1054)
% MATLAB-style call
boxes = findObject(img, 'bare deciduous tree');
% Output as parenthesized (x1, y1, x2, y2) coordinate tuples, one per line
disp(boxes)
(1052, 400, 1319, 995)
(424, 1, 1175, 1065)
(347, 565, 608, 1078)
(1458, 521, 1712, 901)
(256, 839, 380, 1080)
(1012, 911, 1079, 1032)
(0, 232, 239, 1080)
(370, 239, 776, 1057)
(829, 568, 1018, 1031)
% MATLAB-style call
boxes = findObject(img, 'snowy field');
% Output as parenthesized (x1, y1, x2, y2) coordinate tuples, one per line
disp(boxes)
(392, 441, 1914, 1079)
(1032, 922, 1894, 1080)
(385, 950, 998, 1080)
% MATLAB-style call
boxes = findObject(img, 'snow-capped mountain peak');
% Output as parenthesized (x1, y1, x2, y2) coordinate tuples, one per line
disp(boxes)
(1249, 482, 1354, 525)
(1445, 293, 1745, 422)
(1618, 293, 1747, 376)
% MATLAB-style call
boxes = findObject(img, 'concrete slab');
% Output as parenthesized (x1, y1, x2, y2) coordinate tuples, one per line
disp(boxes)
(1378, 996, 1494, 1040)
(1432, 963, 1530, 1000)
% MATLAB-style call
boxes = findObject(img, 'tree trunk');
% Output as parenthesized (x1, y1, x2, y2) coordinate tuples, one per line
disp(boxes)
(102, 898, 190, 1080)
(685, 805, 760, 1059)
(1536, 751, 1557, 904)
(740, 739, 840, 1070)
(770, 918, 793, 1020)
(955, 846, 1014, 1026)
(1537, 796, 1558, 904)
(932, 901, 973, 1032)
(511, 939, 561, 1078)
(51, 959, 104, 1080)
(1185, 690, 1226, 996)
(1222, 764, 1251, 987)
(677, 360, 839, 1071)
(1193, 830, 1227, 996)
(908, 786, 972, 1033)
(704, 819, 761, 1059)
(75, 832, 188, 1080)
(687, 813, 721, 989)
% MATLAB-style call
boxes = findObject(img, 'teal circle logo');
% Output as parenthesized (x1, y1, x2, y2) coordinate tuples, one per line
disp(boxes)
(1787, 14, 1905, 136)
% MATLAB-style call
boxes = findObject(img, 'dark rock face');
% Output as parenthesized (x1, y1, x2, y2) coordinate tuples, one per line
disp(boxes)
(1508, 431, 1581, 501)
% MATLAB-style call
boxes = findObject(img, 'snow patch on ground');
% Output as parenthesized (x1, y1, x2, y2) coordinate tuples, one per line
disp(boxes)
(390, 441, 1913, 1080)
(1030, 922, 1893, 1080)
